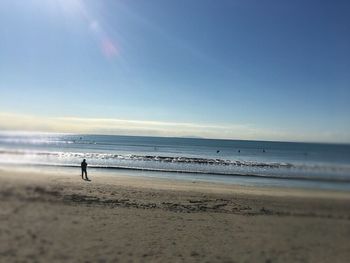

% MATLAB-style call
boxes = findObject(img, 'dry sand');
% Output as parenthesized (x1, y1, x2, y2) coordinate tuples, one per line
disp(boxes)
(0, 167, 350, 263)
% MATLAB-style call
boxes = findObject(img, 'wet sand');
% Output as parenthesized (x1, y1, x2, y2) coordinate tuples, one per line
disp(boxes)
(0, 167, 350, 262)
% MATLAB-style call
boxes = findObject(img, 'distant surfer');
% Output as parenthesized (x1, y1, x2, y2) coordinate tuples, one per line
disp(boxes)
(216, 150, 220, 153)
(81, 159, 89, 181)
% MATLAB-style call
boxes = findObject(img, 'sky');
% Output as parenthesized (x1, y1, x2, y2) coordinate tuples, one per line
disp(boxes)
(0, 0, 349, 143)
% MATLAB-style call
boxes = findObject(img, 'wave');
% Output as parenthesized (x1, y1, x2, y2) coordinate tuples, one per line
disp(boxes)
(0, 149, 294, 169)
(1, 149, 350, 183)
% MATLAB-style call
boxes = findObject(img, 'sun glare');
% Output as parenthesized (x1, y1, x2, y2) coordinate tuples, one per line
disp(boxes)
(36, 0, 119, 59)
(53, 0, 86, 16)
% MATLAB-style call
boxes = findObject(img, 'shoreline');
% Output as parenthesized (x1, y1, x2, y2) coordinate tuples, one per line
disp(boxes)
(2, 164, 350, 197)
(1, 167, 350, 262)
(2, 163, 350, 192)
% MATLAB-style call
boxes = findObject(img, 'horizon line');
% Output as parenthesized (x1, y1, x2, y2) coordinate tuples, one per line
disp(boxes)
(0, 112, 349, 144)
(1, 129, 349, 146)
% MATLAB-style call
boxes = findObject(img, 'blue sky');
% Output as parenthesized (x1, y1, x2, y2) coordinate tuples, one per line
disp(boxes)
(0, 0, 349, 142)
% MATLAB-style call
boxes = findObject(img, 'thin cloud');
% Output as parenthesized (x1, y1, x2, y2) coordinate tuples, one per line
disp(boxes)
(0, 112, 258, 139)
(0, 112, 349, 143)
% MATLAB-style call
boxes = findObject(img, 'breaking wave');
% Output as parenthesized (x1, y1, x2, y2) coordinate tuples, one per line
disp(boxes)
(1, 149, 350, 182)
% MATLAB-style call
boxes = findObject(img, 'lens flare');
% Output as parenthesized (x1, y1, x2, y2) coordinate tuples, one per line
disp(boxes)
(42, 0, 120, 59)
(101, 38, 119, 59)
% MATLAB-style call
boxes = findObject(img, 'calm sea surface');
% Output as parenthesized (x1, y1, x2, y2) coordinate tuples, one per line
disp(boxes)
(1, 132, 350, 190)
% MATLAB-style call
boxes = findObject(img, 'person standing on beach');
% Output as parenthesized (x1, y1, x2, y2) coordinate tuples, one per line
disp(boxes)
(81, 159, 89, 180)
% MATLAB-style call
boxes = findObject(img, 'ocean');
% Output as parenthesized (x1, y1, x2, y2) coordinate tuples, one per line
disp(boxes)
(1, 132, 350, 191)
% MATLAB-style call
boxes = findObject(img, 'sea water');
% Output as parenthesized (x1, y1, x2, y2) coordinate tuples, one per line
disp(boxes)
(1, 132, 350, 190)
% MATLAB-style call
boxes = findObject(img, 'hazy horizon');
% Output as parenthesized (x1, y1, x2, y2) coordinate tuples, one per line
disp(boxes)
(1, 113, 349, 145)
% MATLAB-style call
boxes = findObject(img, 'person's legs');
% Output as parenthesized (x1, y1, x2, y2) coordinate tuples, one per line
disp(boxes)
(84, 170, 88, 180)
(81, 169, 84, 179)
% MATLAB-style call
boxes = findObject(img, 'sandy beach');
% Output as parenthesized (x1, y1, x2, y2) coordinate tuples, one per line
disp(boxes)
(0, 167, 350, 263)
